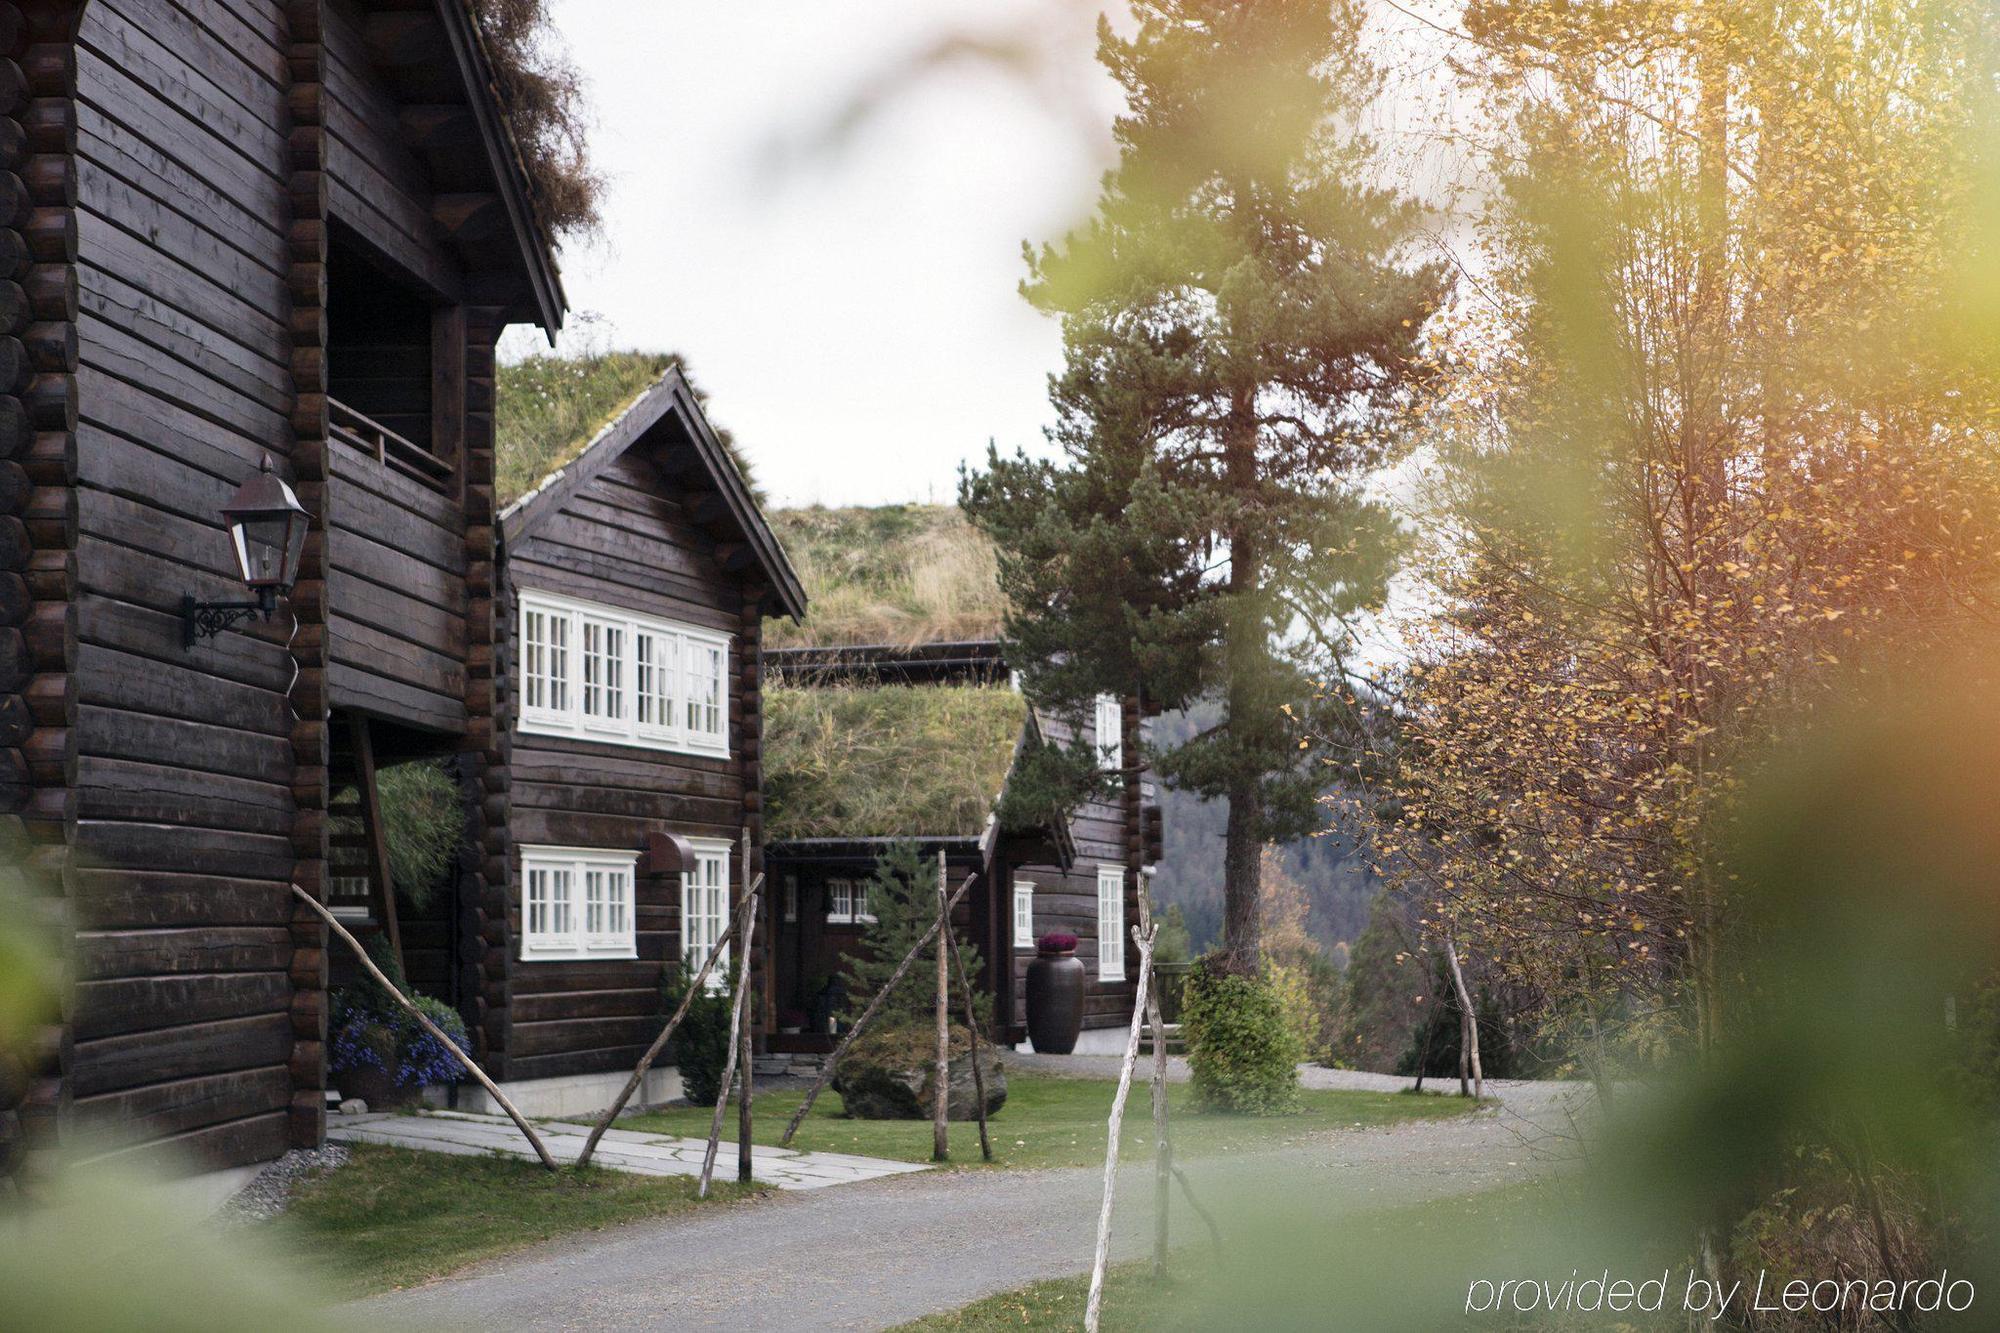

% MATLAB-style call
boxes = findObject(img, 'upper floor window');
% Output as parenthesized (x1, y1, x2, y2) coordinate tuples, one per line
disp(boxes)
(521, 845, 637, 961)
(1095, 694, 1123, 772)
(518, 590, 730, 758)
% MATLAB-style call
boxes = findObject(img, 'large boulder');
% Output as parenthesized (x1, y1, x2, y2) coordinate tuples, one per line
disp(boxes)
(833, 1024, 1007, 1121)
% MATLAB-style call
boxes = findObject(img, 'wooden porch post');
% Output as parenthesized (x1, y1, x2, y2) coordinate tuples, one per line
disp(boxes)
(349, 714, 403, 976)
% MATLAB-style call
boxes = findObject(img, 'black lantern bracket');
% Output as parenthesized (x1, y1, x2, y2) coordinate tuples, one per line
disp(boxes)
(180, 453, 311, 651)
(181, 589, 279, 649)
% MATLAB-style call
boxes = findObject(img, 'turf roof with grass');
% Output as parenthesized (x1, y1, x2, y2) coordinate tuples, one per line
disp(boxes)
(766, 504, 1004, 649)
(764, 682, 1028, 840)
(496, 350, 761, 507)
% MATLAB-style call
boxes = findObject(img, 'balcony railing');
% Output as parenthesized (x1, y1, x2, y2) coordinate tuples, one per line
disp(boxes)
(329, 397, 453, 494)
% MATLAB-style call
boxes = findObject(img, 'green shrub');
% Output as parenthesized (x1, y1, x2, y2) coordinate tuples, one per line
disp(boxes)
(663, 970, 736, 1107)
(1182, 956, 1302, 1114)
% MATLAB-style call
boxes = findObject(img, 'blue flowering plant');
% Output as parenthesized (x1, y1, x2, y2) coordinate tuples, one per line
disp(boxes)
(328, 935, 468, 1097)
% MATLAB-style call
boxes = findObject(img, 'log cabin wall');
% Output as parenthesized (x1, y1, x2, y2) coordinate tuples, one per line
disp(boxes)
(498, 447, 755, 1083)
(56, 0, 305, 1170)
(462, 306, 507, 1076)
(3, 1, 85, 1176)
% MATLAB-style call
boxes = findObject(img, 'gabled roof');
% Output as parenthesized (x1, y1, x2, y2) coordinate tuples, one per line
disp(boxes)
(500, 370, 807, 619)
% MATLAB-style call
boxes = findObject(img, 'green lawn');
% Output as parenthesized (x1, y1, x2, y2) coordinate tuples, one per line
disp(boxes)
(622, 1074, 1474, 1170)
(274, 1145, 760, 1298)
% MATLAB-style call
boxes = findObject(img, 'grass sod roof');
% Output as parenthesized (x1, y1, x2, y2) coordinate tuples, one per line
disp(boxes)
(763, 682, 1029, 841)
(765, 505, 1004, 649)
(496, 350, 763, 508)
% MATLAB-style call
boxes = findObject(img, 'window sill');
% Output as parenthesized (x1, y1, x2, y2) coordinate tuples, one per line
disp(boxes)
(520, 947, 640, 963)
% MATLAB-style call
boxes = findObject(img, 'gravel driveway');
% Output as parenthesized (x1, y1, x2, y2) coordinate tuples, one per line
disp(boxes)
(357, 1068, 1586, 1332)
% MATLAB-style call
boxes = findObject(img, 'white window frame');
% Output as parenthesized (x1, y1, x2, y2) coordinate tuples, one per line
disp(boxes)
(681, 837, 732, 992)
(1095, 693, 1124, 772)
(1097, 863, 1126, 981)
(518, 589, 731, 759)
(520, 844, 638, 961)
(1013, 878, 1036, 949)
(826, 877, 875, 925)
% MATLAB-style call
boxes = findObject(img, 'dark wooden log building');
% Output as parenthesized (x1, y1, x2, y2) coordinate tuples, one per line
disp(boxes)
(762, 639, 1161, 1049)
(0, 0, 785, 1179)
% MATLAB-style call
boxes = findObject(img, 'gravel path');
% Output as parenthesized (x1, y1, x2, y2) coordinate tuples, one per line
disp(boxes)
(357, 1070, 1584, 1332)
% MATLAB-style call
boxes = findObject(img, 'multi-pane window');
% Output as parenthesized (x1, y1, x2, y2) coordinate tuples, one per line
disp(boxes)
(1095, 693, 1123, 772)
(1097, 863, 1126, 981)
(522, 606, 570, 713)
(521, 846, 636, 960)
(827, 878, 873, 925)
(518, 590, 729, 757)
(581, 619, 625, 727)
(1014, 879, 1036, 948)
(682, 840, 731, 991)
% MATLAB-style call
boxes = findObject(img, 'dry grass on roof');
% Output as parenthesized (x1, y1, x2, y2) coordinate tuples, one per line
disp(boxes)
(766, 505, 1005, 649)
(764, 683, 1027, 841)
(497, 350, 761, 508)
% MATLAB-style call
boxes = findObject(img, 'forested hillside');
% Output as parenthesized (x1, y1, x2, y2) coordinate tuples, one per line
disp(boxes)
(1148, 701, 1376, 961)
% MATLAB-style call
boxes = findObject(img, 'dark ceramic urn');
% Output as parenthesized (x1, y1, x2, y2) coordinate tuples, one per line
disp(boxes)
(1025, 946, 1085, 1054)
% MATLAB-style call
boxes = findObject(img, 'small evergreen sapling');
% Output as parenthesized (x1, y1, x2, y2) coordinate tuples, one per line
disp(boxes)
(842, 842, 989, 1034)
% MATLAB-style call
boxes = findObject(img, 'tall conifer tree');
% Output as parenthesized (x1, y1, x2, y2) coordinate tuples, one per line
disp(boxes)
(962, 0, 1442, 970)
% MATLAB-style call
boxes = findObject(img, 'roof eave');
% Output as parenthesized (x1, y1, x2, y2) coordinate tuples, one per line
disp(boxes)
(437, 0, 567, 336)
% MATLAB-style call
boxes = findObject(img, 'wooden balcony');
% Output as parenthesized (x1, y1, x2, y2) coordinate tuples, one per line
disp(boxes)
(329, 396, 454, 494)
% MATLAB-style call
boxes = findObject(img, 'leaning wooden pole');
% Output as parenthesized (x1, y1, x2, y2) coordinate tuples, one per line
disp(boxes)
(699, 881, 760, 1198)
(1144, 902, 1171, 1275)
(575, 894, 747, 1169)
(932, 849, 951, 1163)
(780, 870, 979, 1146)
(737, 830, 755, 1185)
(942, 914, 993, 1162)
(1085, 914, 1157, 1333)
(291, 885, 558, 1172)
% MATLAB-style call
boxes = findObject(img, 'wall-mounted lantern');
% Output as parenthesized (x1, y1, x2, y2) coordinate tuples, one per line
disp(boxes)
(182, 454, 310, 649)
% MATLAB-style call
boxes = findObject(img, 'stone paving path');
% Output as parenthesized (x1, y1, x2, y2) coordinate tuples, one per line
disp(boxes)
(327, 1109, 928, 1191)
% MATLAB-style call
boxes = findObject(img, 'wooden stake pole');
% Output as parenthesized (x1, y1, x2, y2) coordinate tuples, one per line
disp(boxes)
(942, 914, 993, 1162)
(699, 880, 760, 1198)
(1143, 893, 1171, 1276)
(780, 870, 979, 1146)
(932, 849, 950, 1163)
(1443, 929, 1484, 1099)
(1085, 913, 1157, 1333)
(575, 886, 749, 1170)
(737, 830, 755, 1185)
(291, 885, 559, 1173)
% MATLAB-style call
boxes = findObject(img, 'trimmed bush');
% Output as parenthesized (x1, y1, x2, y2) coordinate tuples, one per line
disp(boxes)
(663, 970, 735, 1107)
(1182, 957, 1302, 1114)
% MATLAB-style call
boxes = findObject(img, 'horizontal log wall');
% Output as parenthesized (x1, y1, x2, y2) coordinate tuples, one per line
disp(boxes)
(65, 0, 298, 1172)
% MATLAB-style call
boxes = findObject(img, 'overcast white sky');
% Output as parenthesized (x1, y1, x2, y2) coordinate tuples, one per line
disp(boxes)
(531, 1, 1125, 509)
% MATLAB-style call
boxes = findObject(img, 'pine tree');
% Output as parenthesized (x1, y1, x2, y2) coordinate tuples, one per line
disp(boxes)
(961, 0, 1442, 973)
(841, 842, 987, 1032)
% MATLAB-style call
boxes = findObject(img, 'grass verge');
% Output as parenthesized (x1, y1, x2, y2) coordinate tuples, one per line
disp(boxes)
(623, 1073, 1473, 1170)
(274, 1144, 761, 1299)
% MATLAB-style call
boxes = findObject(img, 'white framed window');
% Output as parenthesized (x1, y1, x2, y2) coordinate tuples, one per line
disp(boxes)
(827, 877, 874, 925)
(682, 838, 731, 991)
(1097, 863, 1126, 981)
(1095, 693, 1123, 771)
(521, 845, 637, 961)
(783, 875, 798, 923)
(517, 589, 730, 758)
(1013, 878, 1036, 948)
